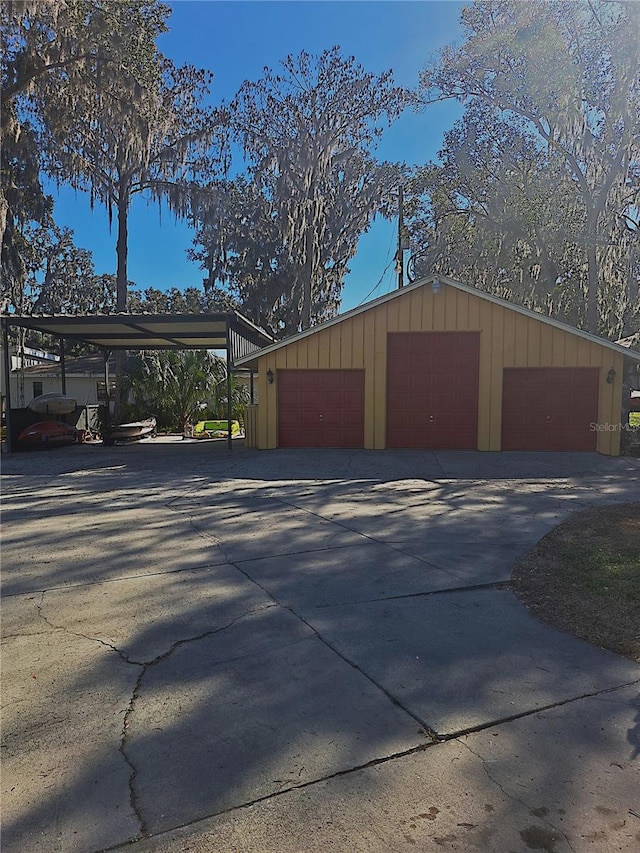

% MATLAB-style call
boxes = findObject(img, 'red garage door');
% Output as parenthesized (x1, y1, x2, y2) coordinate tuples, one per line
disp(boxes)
(278, 369, 365, 448)
(502, 367, 599, 451)
(387, 332, 480, 449)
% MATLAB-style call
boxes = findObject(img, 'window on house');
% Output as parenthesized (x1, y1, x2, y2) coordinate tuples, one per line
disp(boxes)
(32, 381, 43, 398)
(97, 380, 116, 402)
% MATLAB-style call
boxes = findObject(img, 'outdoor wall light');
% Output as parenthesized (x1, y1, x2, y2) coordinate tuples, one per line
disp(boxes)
(432, 278, 441, 294)
(266, 369, 274, 385)
(606, 368, 616, 384)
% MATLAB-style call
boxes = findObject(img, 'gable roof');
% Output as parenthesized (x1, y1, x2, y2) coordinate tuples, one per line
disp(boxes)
(236, 274, 640, 367)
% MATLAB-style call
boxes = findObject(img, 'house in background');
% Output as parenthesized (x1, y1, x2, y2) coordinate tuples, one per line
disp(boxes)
(238, 274, 640, 456)
(11, 353, 120, 407)
(1, 342, 59, 412)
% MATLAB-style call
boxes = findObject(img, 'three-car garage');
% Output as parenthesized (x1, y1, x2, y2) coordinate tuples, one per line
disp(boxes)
(239, 275, 639, 456)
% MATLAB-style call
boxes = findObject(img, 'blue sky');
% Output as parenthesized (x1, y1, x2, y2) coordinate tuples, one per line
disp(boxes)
(48, 0, 465, 312)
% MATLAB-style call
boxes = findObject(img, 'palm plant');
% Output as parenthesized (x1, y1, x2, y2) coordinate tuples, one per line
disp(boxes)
(125, 350, 230, 433)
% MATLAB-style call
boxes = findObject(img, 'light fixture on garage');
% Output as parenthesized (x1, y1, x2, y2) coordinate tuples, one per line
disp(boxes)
(267, 369, 274, 385)
(606, 368, 616, 384)
(432, 278, 441, 294)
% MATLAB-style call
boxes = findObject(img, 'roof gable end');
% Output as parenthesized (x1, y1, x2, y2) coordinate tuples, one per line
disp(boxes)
(236, 274, 640, 365)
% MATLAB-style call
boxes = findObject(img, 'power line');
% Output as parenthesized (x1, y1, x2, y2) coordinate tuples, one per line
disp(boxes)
(356, 233, 396, 307)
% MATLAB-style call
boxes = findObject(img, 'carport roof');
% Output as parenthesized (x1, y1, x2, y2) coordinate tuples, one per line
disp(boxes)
(1, 311, 273, 363)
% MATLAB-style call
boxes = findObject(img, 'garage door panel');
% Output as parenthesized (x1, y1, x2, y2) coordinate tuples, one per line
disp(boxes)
(387, 332, 480, 449)
(502, 367, 599, 452)
(278, 369, 364, 448)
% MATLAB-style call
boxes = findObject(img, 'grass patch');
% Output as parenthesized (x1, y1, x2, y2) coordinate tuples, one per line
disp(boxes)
(512, 503, 640, 662)
(630, 412, 640, 427)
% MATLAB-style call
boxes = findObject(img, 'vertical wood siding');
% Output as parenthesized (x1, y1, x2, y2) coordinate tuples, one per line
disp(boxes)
(254, 282, 625, 454)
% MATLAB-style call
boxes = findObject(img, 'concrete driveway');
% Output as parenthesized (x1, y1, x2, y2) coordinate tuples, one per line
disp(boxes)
(2, 442, 639, 852)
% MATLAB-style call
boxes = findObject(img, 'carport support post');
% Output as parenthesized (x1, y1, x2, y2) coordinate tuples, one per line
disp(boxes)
(103, 349, 111, 411)
(60, 338, 67, 395)
(226, 323, 233, 451)
(2, 318, 13, 453)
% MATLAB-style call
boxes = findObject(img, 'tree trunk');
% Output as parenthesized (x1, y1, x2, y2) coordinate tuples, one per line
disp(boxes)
(585, 214, 599, 334)
(116, 191, 128, 312)
(114, 191, 129, 421)
(301, 224, 314, 330)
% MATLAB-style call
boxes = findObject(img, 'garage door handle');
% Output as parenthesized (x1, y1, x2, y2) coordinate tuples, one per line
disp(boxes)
(319, 413, 324, 422)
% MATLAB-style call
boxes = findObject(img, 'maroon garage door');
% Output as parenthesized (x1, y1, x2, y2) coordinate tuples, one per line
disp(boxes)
(278, 369, 365, 448)
(502, 367, 599, 451)
(386, 332, 480, 449)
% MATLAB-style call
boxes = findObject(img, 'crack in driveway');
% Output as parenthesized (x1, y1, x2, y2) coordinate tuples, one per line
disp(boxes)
(36, 591, 277, 839)
(458, 736, 578, 853)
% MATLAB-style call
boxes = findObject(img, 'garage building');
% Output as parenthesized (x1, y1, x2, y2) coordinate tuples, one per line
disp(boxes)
(237, 275, 640, 456)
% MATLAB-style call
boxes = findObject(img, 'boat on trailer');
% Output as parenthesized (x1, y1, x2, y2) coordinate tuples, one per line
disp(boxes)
(108, 416, 157, 443)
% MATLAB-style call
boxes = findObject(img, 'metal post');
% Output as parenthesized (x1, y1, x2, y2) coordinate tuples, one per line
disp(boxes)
(60, 338, 67, 395)
(2, 319, 13, 453)
(397, 185, 404, 289)
(226, 320, 233, 451)
(103, 349, 110, 411)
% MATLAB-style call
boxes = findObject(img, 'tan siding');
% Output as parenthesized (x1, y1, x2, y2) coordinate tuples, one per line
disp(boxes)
(433, 287, 446, 329)
(341, 320, 353, 368)
(373, 306, 389, 447)
(398, 291, 412, 330)
(409, 289, 424, 331)
(527, 320, 541, 365)
(329, 325, 341, 368)
(296, 340, 308, 369)
(596, 350, 623, 455)
(363, 309, 376, 448)
(564, 331, 578, 366)
(317, 330, 329, 368)
(468, 292, 480, 330)
(444, 286, 458, 330)
(374, 351, 387, 448)
(514, 314, 529, 367)
(539, 322, 554, 367)
(456, 291, 470, 330)
(551, 328, 566, 366)
(488, 307, 504, 449)
(502, 308, 516, 367)
(387, 297, 400, 333)
(244, 404, 258, 448)
(374, 303, 388, 351)
(590, 341, 603, 367)
(477, 298, 493, 450)
(352, 315, 364, 369)
(421, 286, 434, 330)
(307, 333, 319, 369)
(576, 337, 591, 367)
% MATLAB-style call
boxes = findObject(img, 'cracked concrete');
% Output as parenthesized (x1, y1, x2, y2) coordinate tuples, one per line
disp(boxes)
(1, 442, 639, 852)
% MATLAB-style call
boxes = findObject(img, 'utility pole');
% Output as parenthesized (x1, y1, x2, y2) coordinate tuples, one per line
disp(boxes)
(396, 184, 404, 289)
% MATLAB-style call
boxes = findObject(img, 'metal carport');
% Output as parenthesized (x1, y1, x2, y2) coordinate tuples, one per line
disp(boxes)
(1, 311, 273, 452)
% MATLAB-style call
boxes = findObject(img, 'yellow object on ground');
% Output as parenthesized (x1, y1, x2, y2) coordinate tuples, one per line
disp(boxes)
(193, 420, 241, 438)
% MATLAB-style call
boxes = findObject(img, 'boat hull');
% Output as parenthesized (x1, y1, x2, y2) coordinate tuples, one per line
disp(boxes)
(18, 421, 77, 448)
(109, 417, 156, 442)
(28, 393, 77, 415)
